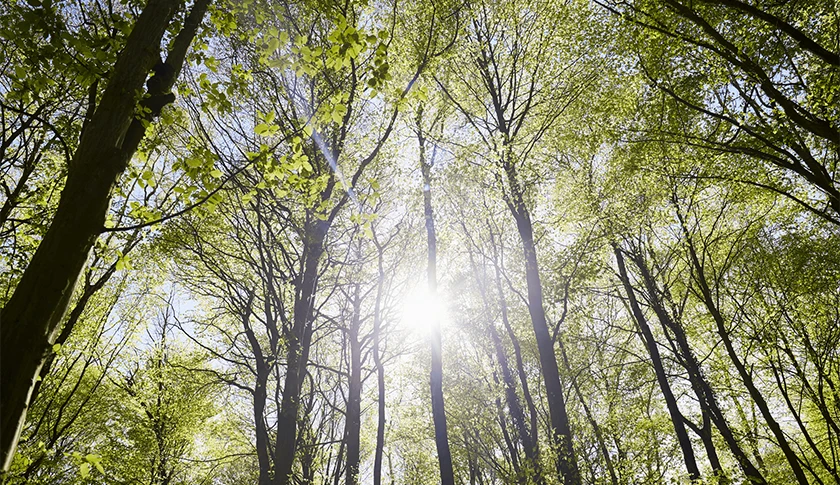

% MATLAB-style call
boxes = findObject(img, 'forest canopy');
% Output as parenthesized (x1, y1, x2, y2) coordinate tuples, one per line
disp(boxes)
(0, 0, 838, 484)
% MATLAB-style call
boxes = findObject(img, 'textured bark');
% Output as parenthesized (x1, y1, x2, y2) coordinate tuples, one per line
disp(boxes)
(503, 161, 579, 485)
(614, 247, 700, 480)
(0, 0, 209, 469)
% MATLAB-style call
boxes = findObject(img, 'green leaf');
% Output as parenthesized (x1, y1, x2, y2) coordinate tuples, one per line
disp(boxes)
(79, 462, 90, 479)
(116, 255, 132, 272)
(86, 454, 104, 474)
(255, 123, 271, 136)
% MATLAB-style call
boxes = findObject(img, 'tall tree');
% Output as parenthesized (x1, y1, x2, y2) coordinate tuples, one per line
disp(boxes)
(417, 104, 456, 485)
(0, 0, 210, 469)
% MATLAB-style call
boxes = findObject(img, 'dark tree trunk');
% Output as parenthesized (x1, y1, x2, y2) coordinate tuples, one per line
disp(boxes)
(372, 239, 387, 485)
(629, 251, 767, 484)
(557, 337, 619, 485)
(681, 231, 810, 485)
(0, 0, 208, 470)
(503, 161, 579, 485)
(240, 291, 272, 485)
(466, 226, 543, 484)
(344, 283, 363, 485)
(488, 232, 540, 449)
(275, 222, 327, 485)
(418, 112, 455, 485)
(614, 247, 700, 480)
(489, 322, 544, 484)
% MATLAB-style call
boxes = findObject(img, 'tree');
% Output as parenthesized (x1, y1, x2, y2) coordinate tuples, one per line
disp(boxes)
(0, 0, 210, 469)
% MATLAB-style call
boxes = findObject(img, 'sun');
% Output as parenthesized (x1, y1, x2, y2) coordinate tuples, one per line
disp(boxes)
(398, 283, 449, 335)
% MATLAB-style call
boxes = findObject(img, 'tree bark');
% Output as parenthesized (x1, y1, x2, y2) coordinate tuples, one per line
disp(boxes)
(372, 237, 387, 485)
(503, 160, 579, 485)
(488, 228, 540, 448)
(681, 230, 810, 485)
(0, 0, 209, 470)
(344, 283, 363, 485)
(274, 220, 327, 485)
(557, 337, 619, 485)
(614, 246, 700, 480)
(418, 111, 455, 485)
(630, 251, 767, 484)
(489, 322, 544, 483)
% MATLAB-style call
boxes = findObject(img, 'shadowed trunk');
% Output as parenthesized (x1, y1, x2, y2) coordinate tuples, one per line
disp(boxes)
(503, 160, 579, 485)
(0, 0, 208, 469)
(629, 250, 767, 484)
(614, 246, 700, 480)
(418, 108, 455, 485)
(275, 220, 327, 485)
(680, 225, 810, 485)
(372, 237, 387, 485)
(344, 283, 363, 485)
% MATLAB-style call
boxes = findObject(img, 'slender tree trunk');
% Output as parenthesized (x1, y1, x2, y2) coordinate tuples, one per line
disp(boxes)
(614, 247, 700, 480)
(557, 337, 619, 485)
(372, 237, 387, 485)
(275, 222, 327, 485)
(240, 291, 272, 485)
(502, 161, 579, 485)
(466, 235, 543, 483)
(0, 0, 209, 469)
(488, 228, 540, 448)
(489, 323, 544, 483)
(418, 110, 455, 485)
(683, 410, 728, 484)
(28, 263, 117, 407)
(681, 231, 810, 485)
(0, 149, 39, 231)
(630, 251, 767, 484)
(770, 347, 840, 481)
(492, 384, 522, 479)
(345, 283, 363, 485)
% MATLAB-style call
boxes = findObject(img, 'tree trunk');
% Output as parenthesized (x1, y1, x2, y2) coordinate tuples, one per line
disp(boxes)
(490, 322, 544, 483)
(275, 222, 327, 485)
(503, 161, 579, 485)
(681, 231, 810, 485)
(488, 228, 540, 448)
(372, 238, 387, 485)
(630, 251, 767, 484)
(345, 283, 363, 485)
(557, 336, 619, 485)
(0, 0, 210, 470)
(614, 247, 700, 480)
(419, 112, 455, 485)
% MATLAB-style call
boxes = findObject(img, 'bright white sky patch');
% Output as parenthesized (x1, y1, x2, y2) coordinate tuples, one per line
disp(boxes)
(398, 283, 449, 336)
